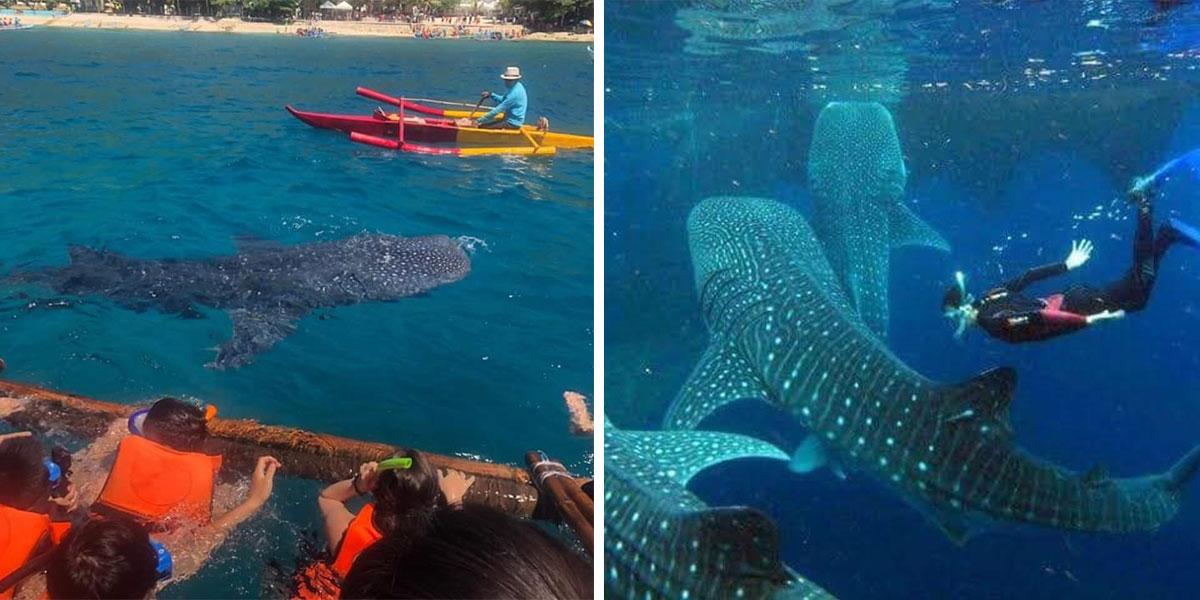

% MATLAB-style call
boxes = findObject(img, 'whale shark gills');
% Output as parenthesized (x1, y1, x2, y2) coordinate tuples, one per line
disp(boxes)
(808, 101, 949, 338)
(665, 196, 1200, 542)
(5, 234, 474, 369)
(604, 416, 835, 600)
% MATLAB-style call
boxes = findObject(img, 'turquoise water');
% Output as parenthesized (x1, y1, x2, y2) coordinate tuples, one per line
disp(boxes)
(1, 29, 592, 595)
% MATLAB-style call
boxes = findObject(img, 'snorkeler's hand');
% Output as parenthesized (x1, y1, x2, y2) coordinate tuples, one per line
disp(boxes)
(438, 468, 475, 506)
(0, 397, 27, 419)
(358, 461, 380, 493)
(481, 90, 490, 99)
(49, 482, 80, 513)
(247, 456, 281, 507)
(1065, 239, 1093, 270)
(0, 429, 31, 443)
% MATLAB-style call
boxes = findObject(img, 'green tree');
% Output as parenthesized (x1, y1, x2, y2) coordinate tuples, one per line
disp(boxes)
(245, 0, 295, 20)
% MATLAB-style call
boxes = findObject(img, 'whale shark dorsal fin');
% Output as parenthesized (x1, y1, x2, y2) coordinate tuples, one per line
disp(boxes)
(663, 340, 770, 430)
(942, 367, 1018, 436)
(611, 427, 789, 487)
(889, 200, 950, 252)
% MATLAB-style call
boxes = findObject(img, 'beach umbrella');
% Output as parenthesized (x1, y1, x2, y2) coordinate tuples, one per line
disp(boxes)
(580, 19, 591, 27)
(334, 1, 352, 9)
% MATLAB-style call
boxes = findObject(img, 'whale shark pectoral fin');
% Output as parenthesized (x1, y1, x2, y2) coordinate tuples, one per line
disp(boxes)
(789, 436, 849, 480)
(889, 201, 950, 252)
(663, 341, 770, 430)
(611, 427, 789, 487)
(208, 307, 302, 370)
(789, 435, 828, 473)
(933, 510, 975, 546)
(941, 366, 1018, 438)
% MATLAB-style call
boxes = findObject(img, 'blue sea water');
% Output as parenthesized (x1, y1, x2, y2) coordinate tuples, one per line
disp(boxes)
(0, 29, 593, 596)
(607, 1, 1200, 598)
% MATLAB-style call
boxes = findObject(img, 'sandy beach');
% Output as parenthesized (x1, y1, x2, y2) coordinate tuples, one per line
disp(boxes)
(13, 12, 593, 41)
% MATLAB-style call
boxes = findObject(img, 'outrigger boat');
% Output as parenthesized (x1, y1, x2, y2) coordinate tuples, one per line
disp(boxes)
(287, 87, 593, 156)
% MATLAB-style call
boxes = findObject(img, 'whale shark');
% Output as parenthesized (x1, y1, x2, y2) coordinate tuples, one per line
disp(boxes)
(808, 101, 949, 338)
(604, 416, 835, 600)
(664, 196, 1200, 541)
(4, 234, 477, 369)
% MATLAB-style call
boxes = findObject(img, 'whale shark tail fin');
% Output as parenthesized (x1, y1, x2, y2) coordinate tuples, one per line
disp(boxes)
(1165, 444, 1200, 494)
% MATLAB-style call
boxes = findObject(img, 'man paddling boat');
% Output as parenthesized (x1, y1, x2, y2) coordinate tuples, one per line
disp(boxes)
(458, 66, 527, 130)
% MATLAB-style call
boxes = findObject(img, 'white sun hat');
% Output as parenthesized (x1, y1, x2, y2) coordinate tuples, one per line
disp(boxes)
(500, 66, 522, 80)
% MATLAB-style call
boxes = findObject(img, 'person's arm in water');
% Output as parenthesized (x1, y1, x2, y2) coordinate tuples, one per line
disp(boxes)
(209, 456, 281, 532)
(1002, 240, 1093, 292)
(319, 461, 380, 554)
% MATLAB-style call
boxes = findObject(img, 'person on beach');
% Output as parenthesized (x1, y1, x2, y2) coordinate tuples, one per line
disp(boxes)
(457, 66, 527, 130)
(290, 451, 475, 598)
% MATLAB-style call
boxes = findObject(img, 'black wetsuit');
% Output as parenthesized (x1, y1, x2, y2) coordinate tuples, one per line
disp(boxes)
(974, 204, 1177, 343)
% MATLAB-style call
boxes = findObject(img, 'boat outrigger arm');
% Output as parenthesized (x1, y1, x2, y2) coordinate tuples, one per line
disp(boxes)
(0, 375, 593, 551)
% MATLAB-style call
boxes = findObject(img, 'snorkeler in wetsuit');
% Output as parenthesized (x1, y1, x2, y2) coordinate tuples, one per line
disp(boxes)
(942, 153, 1200, 343)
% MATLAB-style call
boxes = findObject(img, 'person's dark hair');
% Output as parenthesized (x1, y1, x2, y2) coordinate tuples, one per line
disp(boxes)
(341, 504, 592, 599)
(942, 284, 964, 313)
(46, 517, 158, 600)
(371, 449, 442, 537)
(143, 397, 208, 452)
(0, 436, 51, 511)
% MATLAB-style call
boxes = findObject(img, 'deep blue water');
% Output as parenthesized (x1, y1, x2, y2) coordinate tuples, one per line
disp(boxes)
(607, 1, 1200, 598)
(0, 29, 592, 595)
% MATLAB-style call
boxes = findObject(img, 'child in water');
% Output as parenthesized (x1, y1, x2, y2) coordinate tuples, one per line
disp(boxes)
(291, 450, 475, 598)
(0, 431, 78, 600)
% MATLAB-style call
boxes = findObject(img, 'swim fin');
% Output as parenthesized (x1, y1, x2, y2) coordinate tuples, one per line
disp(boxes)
(1132, 147, 1200, 195)
(1167, 217, 1200, 249)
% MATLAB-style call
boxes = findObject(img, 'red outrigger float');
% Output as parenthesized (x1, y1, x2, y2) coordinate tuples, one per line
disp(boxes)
(287, 87, 593, 156)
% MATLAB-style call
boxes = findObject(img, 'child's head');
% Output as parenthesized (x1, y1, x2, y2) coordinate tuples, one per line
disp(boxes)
(142, 397, 208, 452)
(341, 504, 593, 599)
(46, 518, 159, 600)
(0, 436, 51, 511)
(372, 449, 442, 536)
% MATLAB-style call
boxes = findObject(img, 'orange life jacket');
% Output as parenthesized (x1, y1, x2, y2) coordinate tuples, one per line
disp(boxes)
(93, 435, 221, 527)
(0, 506, 69, 600)
(330, 504, 383, 578)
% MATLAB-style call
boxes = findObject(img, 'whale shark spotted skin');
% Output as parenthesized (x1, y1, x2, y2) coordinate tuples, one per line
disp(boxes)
(6, 234, 475, 369)
(808, 101, 949, 338)
(665, 196, 1200, 540)
(604, 417, 835, 600)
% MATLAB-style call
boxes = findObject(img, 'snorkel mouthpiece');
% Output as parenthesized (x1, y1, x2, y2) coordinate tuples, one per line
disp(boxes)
(150, 538, 173, 582)
(377, 457, 413, 472)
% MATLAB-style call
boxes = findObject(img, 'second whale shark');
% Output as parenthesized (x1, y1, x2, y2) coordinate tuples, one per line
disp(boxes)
(665, 196, 1200, 541)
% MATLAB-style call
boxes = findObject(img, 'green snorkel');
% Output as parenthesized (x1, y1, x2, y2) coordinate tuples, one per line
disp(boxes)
(377, 457, 413, 472)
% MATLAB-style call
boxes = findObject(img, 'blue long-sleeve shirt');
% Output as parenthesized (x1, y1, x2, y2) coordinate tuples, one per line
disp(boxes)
(479, 81, 527, 127)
